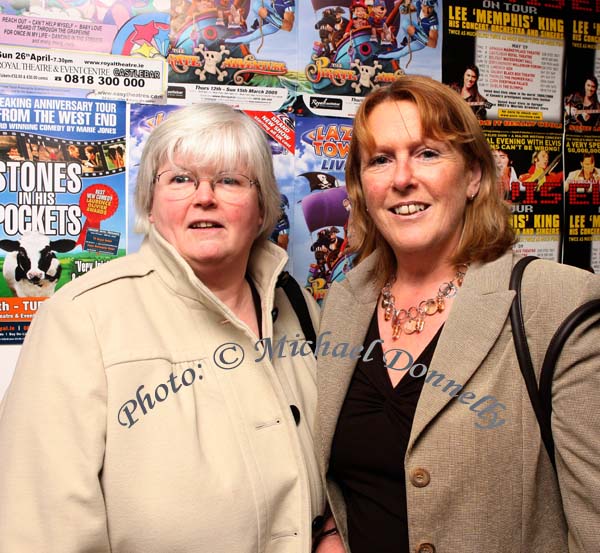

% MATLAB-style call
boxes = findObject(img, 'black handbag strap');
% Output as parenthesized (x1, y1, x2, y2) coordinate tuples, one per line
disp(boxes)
(277, 271, 317, 354)
(510, 256, 600, 472)
(509, 256, 556, 469)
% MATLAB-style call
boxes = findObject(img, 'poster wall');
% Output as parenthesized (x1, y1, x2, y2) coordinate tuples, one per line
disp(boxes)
(166, 0, 297, 110)
(0, 0, 599, 381)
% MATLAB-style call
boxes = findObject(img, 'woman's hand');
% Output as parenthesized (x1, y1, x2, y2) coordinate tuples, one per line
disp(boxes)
(313, 517, 346, 553)
(314, 531, 345, 553)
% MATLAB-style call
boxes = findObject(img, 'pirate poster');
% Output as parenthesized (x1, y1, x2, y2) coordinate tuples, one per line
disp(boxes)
(292, 114, 353, 302)
(0, 94, 127, 344)
(166, 0, 298, 110)
(442, 0, 565, 123)
(299, 0, 443, 118)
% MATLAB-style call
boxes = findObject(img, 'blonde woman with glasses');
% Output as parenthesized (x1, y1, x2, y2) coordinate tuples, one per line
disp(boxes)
(0, 103, 323, 553)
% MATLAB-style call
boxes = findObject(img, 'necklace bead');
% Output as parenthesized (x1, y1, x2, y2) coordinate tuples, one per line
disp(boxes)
(381, 265, 468, 339)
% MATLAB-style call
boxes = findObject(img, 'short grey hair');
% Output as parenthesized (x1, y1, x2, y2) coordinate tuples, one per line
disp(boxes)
(135, 103, 280, 241)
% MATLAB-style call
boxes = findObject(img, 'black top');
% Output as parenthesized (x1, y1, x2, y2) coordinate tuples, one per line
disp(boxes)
(329, 311, 442, 553)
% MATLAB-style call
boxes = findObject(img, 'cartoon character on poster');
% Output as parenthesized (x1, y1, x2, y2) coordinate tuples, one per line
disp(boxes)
(305, 0, 392, 98)
(300, 175, 351, 301)
(377, 0, 439, 64)
(301, 0, 440, 101)
(294, 117, 354, 302)
(270, 193, 290, 250)
(225, 0, 295, 49)
(167, 0, 295, 100)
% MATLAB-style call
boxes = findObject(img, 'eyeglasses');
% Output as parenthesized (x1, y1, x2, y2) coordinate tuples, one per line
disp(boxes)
(154, 169, 258, 202)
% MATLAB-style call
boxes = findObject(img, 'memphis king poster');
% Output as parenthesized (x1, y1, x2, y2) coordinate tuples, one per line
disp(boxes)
(0, 94, 126, 344)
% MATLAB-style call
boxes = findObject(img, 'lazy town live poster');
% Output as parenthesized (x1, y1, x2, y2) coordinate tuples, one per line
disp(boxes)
(292, 114, 353, 302)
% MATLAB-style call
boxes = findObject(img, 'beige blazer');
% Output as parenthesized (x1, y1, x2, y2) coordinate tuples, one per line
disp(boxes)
(317, 251, 600, 553)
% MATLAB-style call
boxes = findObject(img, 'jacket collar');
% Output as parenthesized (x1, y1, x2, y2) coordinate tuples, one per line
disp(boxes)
(141, 226, 288, 321)
(318, 249, 516, 467)
(334, 251, 382, 305)
(407, 250, 516, 451)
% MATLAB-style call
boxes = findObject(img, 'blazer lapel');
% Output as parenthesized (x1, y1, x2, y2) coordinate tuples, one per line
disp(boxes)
(317, 255, 380, 469)
(408, 252, 516, 452)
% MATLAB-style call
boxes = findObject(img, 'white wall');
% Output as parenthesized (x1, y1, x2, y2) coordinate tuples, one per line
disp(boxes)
(0, 347, 19, 400)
